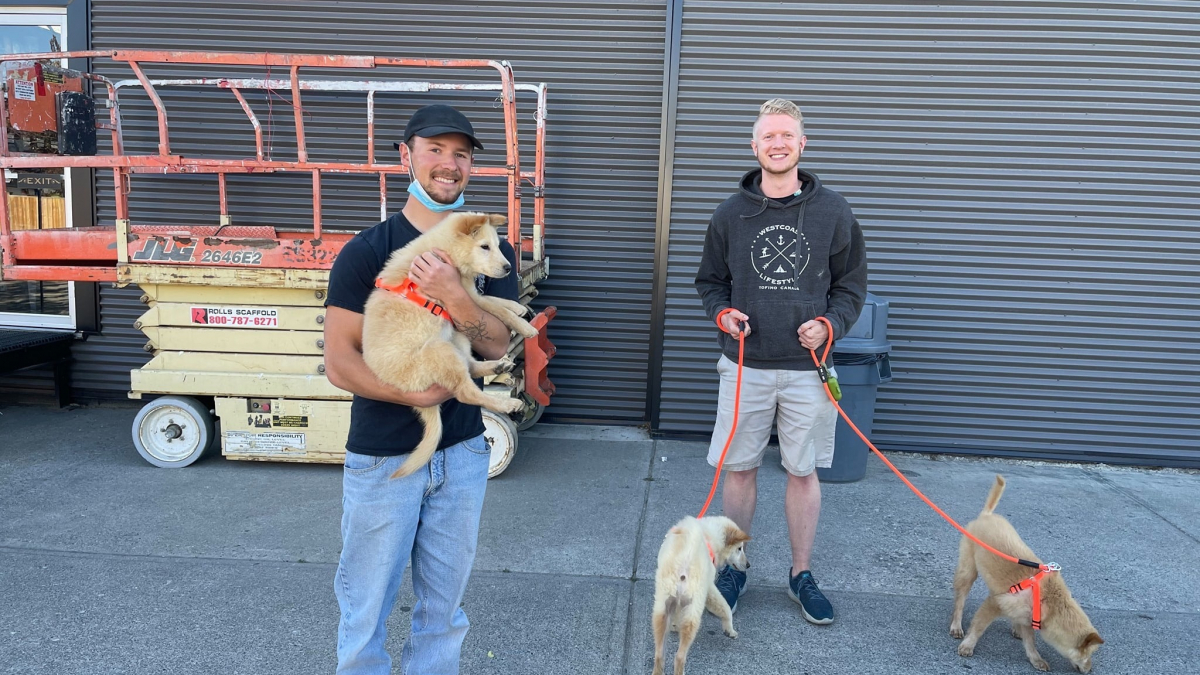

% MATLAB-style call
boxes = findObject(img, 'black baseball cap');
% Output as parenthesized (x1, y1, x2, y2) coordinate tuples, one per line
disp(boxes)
(394, 104, 483, 151)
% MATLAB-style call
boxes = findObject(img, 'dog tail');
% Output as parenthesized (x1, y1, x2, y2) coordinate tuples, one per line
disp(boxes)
(390, 406, 443, 479)
(980, 474, 1006, 515)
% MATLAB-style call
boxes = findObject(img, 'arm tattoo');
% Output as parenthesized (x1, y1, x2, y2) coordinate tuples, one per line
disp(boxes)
(453, 314, 492, 343)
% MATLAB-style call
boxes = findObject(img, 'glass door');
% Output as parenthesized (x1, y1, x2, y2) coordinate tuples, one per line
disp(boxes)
(0, 10, 74, 329)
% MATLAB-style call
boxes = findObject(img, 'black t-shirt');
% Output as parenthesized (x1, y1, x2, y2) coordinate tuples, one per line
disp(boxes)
(325, 211, 520, 456)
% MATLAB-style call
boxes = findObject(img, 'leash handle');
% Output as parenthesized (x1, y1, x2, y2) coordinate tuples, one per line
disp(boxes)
(715, 307, 748, 337)
(814, 316, 833, 365)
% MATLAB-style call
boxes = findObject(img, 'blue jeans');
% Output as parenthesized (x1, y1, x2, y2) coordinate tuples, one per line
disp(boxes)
(334, 434, 491, 675)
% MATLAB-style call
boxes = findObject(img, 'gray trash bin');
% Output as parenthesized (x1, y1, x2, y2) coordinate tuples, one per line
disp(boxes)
(816, 293, 892, 483)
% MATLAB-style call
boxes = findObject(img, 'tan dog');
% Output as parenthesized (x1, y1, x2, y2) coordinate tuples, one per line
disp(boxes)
(361, 211, 539, 479)
(951, 475, 1104, 672)
(651, 515, 751, 675)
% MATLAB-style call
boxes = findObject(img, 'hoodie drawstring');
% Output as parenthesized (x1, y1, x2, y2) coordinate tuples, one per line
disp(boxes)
(741, 196, 770, 220)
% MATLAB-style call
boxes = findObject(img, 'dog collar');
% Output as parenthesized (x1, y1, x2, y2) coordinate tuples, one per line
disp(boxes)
(375, 277, 454, 323)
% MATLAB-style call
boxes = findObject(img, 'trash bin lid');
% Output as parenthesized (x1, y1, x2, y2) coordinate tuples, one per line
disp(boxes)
(833, 291, 891, 354)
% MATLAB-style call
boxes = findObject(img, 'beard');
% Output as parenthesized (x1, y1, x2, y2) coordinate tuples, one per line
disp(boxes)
(421, 174, 465, 204)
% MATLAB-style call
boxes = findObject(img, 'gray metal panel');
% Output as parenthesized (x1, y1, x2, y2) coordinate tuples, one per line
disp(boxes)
(70, 285, 150, 397)
(79, 1, 668, 422)
(657, 1, 1200, 465)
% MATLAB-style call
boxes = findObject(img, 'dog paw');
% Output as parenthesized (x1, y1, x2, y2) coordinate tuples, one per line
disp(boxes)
(950, 626, 964, 639)
(724, 628, 738, 639)
(515, 321, 539, 339)
(1012, 627, 1023, 639)
(493, 357, 516, 374)
(500, 397, 524, 414)
(958, 644, 975, 658)
(1030, 657, 1049, 671)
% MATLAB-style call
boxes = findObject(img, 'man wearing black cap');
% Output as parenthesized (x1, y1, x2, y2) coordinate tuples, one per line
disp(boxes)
(323, 104, 520, 674)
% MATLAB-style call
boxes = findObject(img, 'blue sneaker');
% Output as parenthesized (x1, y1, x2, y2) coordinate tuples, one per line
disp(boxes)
(788, 569, 834, 624)
(715, 565, 748, 613)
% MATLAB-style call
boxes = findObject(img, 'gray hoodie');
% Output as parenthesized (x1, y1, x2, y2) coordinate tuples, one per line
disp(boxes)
(695, 168, 868, 370)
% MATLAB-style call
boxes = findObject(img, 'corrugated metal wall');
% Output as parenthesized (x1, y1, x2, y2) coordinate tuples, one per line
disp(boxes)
(71, 0, 667, 420)
(656, 2, 1200, 465)
(71, 287, 149, 397)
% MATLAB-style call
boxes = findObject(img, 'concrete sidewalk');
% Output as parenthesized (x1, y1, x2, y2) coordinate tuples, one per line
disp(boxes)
(1, 403, 1197, 674)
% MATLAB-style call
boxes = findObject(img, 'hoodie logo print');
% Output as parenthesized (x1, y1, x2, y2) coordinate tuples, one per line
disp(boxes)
(751, 223, 810, 289)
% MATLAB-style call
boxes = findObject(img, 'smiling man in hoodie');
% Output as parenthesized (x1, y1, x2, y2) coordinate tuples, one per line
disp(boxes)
(694, 98, 868, 625)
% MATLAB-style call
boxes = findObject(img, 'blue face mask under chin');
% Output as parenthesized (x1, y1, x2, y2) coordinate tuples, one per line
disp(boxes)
(405, 151, 466, 212)
(407, 177, 464, 212)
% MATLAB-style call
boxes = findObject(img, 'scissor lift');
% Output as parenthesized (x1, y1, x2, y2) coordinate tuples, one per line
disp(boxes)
(0, 50, 556, 477)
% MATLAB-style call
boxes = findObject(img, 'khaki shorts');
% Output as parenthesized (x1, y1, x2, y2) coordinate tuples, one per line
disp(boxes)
(707, 355, 836, 477)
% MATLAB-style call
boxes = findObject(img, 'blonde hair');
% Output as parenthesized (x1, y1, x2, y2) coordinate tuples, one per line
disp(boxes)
(753, 98, 804, 137)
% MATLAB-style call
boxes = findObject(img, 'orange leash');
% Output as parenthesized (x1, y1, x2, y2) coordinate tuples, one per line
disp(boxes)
(697, 311, 1057, 626)
(697, 308, 745, 519)
(805, 316, 1053, 575)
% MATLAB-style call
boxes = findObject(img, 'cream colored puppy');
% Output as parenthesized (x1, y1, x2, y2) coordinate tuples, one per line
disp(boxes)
(361, 212, 538, 479)
(951, 475, 1104, 672)
(652, 515, 751, 675)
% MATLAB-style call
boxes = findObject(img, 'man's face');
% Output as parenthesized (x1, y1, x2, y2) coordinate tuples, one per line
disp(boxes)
(751, 114, 806, 176)
(402, 133, 474, 204)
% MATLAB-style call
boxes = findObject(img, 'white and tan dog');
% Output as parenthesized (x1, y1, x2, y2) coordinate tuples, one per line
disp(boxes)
(651, 515, 751, 675)
(951, 475, 1104, 672)
(361, 211, 538, 479)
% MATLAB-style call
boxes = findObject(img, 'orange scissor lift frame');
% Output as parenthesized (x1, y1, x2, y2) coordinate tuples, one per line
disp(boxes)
(0, 50, 557, 477)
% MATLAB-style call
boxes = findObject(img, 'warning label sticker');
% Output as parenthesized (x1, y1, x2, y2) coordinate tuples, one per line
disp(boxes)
(190, 306, 279, 328)
(13, 80, 36, 101)
(271, 415, 310, 428)
(225, 431, 306, 454)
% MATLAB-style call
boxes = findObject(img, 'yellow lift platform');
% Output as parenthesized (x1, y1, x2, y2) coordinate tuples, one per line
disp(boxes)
(0, 49, 557, 477)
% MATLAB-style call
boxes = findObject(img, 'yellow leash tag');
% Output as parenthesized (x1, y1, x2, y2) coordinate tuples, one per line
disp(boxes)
(818, 362, 843, 401)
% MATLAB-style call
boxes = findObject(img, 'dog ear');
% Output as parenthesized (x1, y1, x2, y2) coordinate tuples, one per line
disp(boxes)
(486, 213, 508, 228)
(1080, 632, 1104, 649)
(453, 213, 489, 236)
(723, 523, 751, 546)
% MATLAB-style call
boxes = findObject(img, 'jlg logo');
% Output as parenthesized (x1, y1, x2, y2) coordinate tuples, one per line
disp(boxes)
(132, 238, 195, 262)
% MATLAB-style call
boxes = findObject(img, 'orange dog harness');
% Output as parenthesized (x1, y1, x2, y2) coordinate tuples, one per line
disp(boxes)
(374, 277, 453, 323)
(1009, 562, 1060, 630)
